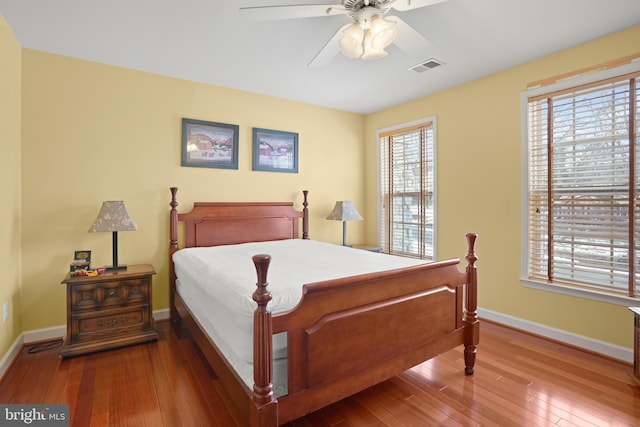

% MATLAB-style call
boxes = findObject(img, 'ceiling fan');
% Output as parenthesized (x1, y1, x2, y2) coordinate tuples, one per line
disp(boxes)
(239, 0, 448, 67)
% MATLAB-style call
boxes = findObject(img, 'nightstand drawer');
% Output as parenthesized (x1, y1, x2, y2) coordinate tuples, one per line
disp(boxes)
(72, 306, 149, 343)
(70, 278, 150, 311)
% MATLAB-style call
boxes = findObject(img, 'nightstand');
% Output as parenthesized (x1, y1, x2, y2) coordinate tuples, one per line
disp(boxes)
(60, 264, 158, 357)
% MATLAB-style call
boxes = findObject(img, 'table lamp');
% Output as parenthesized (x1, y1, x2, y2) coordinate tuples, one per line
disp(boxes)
(326, 200, 363, 246)
(88, 201, 137, 270)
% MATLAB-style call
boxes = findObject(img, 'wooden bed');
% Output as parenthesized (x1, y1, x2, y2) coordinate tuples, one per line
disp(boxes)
(168, 187, 479, 426)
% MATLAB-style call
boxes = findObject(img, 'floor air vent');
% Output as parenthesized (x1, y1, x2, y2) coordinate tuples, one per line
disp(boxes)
(409, 58, 444, 73)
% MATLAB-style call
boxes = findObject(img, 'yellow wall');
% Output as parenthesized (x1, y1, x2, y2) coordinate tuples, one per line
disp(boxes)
(364, 26, 640, 349)
(0, 15, 22, 357)
(20, 50, 365, 332)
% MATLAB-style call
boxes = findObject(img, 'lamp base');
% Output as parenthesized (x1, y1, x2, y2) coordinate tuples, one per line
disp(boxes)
(105, 265, 128, 271)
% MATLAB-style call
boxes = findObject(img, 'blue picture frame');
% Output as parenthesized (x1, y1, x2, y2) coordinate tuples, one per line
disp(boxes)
(182, 118, 239, 170)
(252, 128, 298, 173)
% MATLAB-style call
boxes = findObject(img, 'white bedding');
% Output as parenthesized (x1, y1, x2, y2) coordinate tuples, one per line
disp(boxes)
(173, 239, 427, 396)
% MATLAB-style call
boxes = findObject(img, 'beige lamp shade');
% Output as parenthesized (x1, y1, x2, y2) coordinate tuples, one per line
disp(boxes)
(339, 24, 365, 58)
(88, 201, 137, 232)
(326, 200, 363, 222)
(369, 17, 397, 50)
(327, 201, 362, 246)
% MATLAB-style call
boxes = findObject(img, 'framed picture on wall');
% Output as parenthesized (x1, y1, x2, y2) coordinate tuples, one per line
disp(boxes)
(252, 128, 298, 173)
(181, 118, 239, 169)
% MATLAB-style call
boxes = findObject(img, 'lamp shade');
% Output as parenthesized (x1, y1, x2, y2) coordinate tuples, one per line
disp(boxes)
(369, 17, 396, 50)
(88, 201, 137, 270)
(361, 31, 388, 60)
(326, 201, 363, 221)
(88, 201, 137, 233)
(327, 201, 362, 246)
(339, 23, 364, 58)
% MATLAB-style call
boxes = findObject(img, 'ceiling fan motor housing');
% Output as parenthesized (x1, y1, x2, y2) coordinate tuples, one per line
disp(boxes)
(342, 0, 394, 21)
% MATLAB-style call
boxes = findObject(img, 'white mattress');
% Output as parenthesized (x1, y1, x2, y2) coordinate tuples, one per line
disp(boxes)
(173, 239, 427, 396)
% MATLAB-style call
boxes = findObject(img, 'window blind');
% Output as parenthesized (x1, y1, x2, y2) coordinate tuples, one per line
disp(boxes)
(380, 122, 434, 259)
(527, 71, 640, 297)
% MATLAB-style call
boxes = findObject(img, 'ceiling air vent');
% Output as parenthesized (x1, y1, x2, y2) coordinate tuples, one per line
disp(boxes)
(409, 58, 444, 73)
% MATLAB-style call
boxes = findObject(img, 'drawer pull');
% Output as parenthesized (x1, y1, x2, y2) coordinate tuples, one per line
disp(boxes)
(97, 317, 128, 327)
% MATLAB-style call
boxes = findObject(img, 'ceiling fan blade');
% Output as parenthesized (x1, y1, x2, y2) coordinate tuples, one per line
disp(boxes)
(390, 0, 449, 12)
(386, 16, 434, 53)
(239, 4, 347, 21)
(308, 24, 350, 67)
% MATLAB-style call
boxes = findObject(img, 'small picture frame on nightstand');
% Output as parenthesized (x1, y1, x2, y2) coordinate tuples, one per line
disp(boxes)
(71, 250, 91, 272)
(74, 250, 91, 264)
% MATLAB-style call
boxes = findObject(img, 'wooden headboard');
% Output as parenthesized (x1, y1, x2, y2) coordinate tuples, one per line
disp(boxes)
(169, 187, 309, 250)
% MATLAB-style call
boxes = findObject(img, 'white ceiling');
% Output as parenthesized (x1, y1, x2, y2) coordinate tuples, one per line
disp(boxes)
(1, 0, 639, 114)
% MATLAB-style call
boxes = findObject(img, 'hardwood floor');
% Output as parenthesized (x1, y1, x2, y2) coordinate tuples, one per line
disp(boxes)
(1, 319, 638, 426)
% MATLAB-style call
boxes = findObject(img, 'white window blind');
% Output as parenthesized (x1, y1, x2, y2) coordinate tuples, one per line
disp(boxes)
(379, 122, 434, 259)
(527, 71, 640, 298)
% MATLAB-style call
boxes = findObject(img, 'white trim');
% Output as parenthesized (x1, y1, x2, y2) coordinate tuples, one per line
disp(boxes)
(432, 119, 438, 259)
(520, 89, 530, 283)
(479, 307, 633, 363)
(521, 278, 639, 307)
(525, 61, 640, 98)
(0, 335, 23, 380)
(376, 123, 382, 247)
(0, 308, 171, 380)
(23, 325, 65, 344)
(153, 308, 170, 321)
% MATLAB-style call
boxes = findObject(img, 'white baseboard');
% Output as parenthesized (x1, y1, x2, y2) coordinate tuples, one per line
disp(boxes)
(153, 308, 170, 321)
(0, 335, 24, 381)
(23, 325, 66, 344)
(0, 308, 172, 380)
(478, 307, 633, 363)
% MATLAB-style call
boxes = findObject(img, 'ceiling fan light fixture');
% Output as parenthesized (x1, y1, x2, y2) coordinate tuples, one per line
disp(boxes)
(361, 31, 387, 60)
(339, 23, 364, 58)
(368, 17, 397, 50)
(338, 7, 396, 61)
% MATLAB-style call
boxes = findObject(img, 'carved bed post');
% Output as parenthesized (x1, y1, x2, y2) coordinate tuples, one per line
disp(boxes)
(302, 190, 309, 240)
(463, 233, 479, 375)
(251, 254, 278, 426)
(169, 187, 179, 323)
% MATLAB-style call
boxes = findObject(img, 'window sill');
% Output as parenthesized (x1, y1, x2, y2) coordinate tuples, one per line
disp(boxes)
(520, 278, 638, 307)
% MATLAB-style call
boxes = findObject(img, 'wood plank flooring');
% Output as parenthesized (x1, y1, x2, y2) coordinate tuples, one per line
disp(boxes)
(1, 319, 638, 426)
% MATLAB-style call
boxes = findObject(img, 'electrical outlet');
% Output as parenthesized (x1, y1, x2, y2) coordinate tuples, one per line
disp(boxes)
(3, 302, 8, 322)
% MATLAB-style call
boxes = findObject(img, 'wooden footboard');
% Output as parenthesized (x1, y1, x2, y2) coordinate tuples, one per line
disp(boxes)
(252, 234, 479, 425)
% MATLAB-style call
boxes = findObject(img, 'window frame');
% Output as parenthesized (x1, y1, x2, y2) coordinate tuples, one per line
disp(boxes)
(520, 61, 640, 306)
(377, 117, 437, 260)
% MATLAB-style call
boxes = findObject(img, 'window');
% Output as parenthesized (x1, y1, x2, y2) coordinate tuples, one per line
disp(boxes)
(524, 64, 640, 301)
(379, 119, 435, 259)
